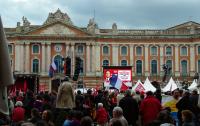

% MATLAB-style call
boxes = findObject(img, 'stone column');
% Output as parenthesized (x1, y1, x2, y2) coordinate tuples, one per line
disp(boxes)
(130, 45, 135, 76)
(144, 45, 149, 76)
(175, 45, 180, 76)
(91, 43, 96, 73)
(41, 43, 46, 73)
(71, 43, 75, 75)
(112, 44, 119, 66)
(86, 43, 91, 74)
(95, 43, 101, 76)
(46, 43, 51, 72)
(160, 45, 164, 76)
(65, 43, 70, 57)
(25, 43, 30, 73)
(15, 44, 20, 71)
(20, 43, 24, 72)
(190, 44, 195, 76)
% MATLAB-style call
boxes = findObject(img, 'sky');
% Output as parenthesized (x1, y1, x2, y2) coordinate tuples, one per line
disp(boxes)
(0, 0, 200, 29)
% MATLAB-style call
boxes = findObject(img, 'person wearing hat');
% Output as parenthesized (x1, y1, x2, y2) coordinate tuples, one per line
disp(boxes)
(12, 101, 25, 124)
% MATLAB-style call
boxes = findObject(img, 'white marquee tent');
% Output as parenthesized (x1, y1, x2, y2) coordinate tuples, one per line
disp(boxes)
(188, 79, 198, 91)
(143, 77, 156, 92)
(162, 77, 178, 92)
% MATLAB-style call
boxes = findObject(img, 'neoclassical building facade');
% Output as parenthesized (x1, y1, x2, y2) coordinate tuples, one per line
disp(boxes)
(5, 9, 200, 91)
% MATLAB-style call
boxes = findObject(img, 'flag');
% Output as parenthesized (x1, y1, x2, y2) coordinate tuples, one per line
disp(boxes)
(110, 74, 122, 90)
(48, 60, 57, 78)
(120, 82, 129, 91)
(23, 80, 27, 93)
(135, 83, 145, 93)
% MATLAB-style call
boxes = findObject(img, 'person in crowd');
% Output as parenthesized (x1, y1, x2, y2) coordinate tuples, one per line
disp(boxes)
(63, 110, 73, 126)
(96, 103, 108, 126)
(116, 90, 124, 106)
(80, 116, 93, 126)
(119, 89, 139, 126)
(23, 90, 35, 119)
(70, 110, 83, 126)
(176, 91, 192, 126)
(109, 118, 124, 126)
(56, 81, 75, 109)
(140, 91, 162, 126)
(181, 110, 195, 126)
(12, 101, 25, 124)
(132, 91, 141, 104)
(42, 109, 54, 126)
(33, 95, 43, 113)
(101, 90, 111, 116)
(75, 90, 84, 111)
(95, 90, 104, 108)
(149, 109, 175, 126)
(28, 108, 42, 124)
(154, 89, 162, 103)
(109, 92, 117, 117)
(163, 89, 180, 125)
(109, 106, 128, 126)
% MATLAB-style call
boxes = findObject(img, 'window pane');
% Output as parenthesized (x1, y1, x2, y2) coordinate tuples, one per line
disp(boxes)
(166, 47, 172, 55)
(136, 47, 142, 56)
(103, 60, 109, 66)
(136, 60, 142, 75)
(181, 47, 187, 56)
(103, 46, 109, 54)
(121, 46, 127, 55)
(80, 59, 84, 74)
(121, 60, 127, 66)
(8, 45, 12, 54)
(33, 45, 39, 53)
(198, 60, 200, 73)
(166, 60, 172, 74)
(54, 55, 63, 73)
(151, 60, 157, 74)
(181, 60, 187, 76)
(33, 59, 39, 73)
(198, 46, 200, 55)
(78, 45, 83, 53)
(151, 46, 157, 56)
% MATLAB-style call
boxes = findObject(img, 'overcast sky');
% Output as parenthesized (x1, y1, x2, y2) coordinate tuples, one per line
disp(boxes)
(0, 0, 200, 29)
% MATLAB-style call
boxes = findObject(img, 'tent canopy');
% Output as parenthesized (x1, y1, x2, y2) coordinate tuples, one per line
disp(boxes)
(162, 77, 178, 92)
(143, 77, 156, 92)
(188, 79, 198, 91)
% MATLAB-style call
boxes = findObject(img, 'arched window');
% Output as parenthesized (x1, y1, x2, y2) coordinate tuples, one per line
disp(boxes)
(181, 46, 187, 56)
(198, 60, 200, 73)
(103, 60, 109, 66)
(103, 46, 109, 55)
(151, 46, 157, 56)
(181, 60, 187, 76)
(8, 45, 13, 54)
(32, 44, 39, 54)
(166, 60, 172, 74)
(121, 46, 127, 55)
(136, 60, 142, 75)
(80, 58, 84, 74)
(166, 46, 172, 56)
(136, 46, 142, 56)
(121, 60, 127, 66)
(198, 46, 200, 55)
(32, 59, 39, 73)
(77, 45, 84, 54)
(151, 60, 157, 74)
(54, 55, 63, 73)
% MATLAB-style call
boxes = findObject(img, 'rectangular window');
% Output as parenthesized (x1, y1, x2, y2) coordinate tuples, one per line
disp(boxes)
(136, 47, 142, 56)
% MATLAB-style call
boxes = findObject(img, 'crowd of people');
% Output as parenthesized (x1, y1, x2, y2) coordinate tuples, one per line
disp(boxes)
(0, 81, 200, 126)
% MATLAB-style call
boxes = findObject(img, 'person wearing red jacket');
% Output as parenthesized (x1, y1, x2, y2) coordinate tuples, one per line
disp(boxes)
(96, 103, 108, 126)
(140, 91, 162, 126)
(12, 101, 25, 123)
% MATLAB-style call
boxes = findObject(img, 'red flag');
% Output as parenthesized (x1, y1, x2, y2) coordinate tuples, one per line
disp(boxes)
(24, 80, 27, 93)
(135, 83, 145, 93)
(120, 82, 129, 91)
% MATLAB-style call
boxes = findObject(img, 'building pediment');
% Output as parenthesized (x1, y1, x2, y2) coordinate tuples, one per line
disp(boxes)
(167, 21, 200, 30)
(26, 21, 91, 36)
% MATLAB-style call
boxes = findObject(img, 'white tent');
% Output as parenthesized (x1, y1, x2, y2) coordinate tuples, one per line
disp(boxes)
(175, 79, 182, 89)
(162, 77, 178, 92)
(143, 77, 156, 92)
(188, 79, 198, 91)
(132, 80, 145, 92)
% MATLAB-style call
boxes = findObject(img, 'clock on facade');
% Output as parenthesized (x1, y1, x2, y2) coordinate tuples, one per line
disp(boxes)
(54, 44, 62, 52)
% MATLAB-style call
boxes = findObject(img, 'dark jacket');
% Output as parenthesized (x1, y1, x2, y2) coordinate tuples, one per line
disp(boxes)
(119, 95, 139, 126)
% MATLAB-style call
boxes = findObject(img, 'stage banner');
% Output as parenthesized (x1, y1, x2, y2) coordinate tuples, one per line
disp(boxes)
(103, 68, 132, 89)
